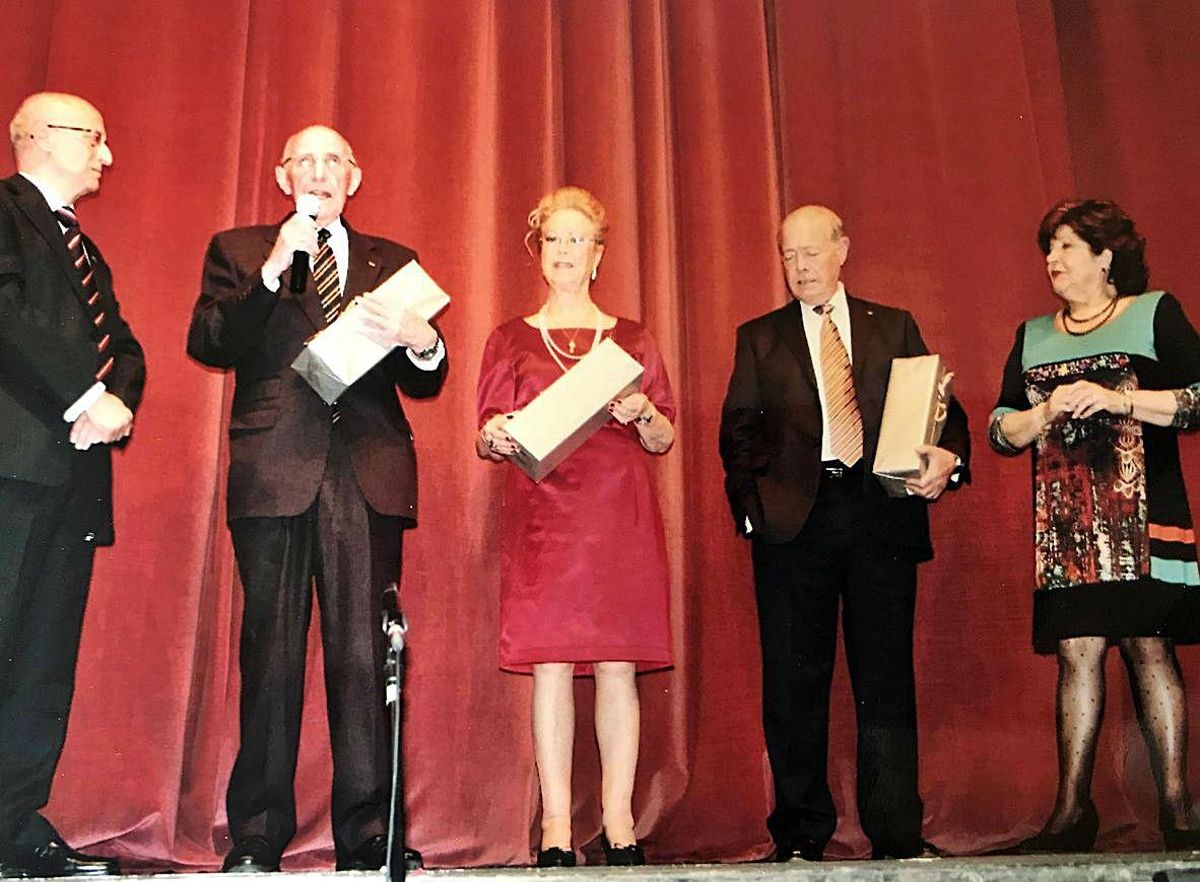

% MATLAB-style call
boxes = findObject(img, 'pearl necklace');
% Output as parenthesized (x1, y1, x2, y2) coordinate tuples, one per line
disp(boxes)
(538, 304, 603, 373)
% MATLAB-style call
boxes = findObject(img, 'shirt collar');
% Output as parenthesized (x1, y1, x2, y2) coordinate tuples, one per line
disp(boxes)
(803, 282, 848, 317)
(19, 172, 70, 214)
(319, 216, 347, 248)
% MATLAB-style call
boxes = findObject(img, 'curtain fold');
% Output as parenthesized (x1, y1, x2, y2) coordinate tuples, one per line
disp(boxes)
(1, 0, 1196, 867)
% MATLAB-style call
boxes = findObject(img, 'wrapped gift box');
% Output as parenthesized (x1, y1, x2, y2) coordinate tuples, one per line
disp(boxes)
(872, 354, 953, 497)
(292, 260, 450, 404)
(506, 337, 644, 482)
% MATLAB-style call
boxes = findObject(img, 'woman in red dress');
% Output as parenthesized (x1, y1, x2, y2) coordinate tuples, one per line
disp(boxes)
(476, 186, 676, 867)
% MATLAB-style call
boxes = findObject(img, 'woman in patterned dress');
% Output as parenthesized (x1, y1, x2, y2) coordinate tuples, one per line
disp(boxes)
(990, 200, 1200, 852)
(475, 187, 676, 867)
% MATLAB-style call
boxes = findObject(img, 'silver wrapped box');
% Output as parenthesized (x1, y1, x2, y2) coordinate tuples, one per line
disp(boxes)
(506, 337, 644, 482)
(292, 261, 450, 404)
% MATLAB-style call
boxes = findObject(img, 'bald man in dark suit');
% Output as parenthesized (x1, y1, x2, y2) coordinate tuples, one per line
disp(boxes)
(0, 91, 144, 878)
(720, 206, 969, 862)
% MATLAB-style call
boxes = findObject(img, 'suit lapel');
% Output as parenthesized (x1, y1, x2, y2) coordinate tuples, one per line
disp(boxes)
(268, 220, 329, 331)
(8, 175, 92, 309)
(846, 293, 879, 388)
(774, 299, 818, 392)
(343, 222, 384, 299)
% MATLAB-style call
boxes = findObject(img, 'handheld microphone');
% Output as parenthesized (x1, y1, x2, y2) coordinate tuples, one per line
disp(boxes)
(382, 584, 409, 654)
(289, 193, 321, 293)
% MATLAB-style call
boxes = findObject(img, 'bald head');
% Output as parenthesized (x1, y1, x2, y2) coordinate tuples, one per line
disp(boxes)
(280, 125, 355, 165)
(10, 92, 112, 203)
(778, 205, 849, 306)
(275, 125, 361, 227)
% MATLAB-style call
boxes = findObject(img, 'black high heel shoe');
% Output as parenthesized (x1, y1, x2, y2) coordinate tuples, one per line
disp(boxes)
(1017, 801, 1099, 854)
(601, 833, 646, 866)
(536, 846, 576, 867)
(1160, 809, 1200, 852)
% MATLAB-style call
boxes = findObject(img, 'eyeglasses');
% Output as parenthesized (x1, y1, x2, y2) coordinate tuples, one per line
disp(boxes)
(541, 234, 597, 248)
(282, 153, 357, 171)
(44, 124, 106, 148)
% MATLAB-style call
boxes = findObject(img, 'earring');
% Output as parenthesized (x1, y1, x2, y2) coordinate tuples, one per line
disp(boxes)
(591, 266, 598, 282)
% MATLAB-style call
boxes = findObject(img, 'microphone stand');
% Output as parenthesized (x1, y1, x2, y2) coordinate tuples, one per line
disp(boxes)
(382, 587, 410, 882)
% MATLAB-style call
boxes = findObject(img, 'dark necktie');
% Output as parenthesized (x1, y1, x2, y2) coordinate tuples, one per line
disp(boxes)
(814, 303, 863, 466)
(56, 206, 113, 383)
(313, 229, 340, 324)
(311, 228, 342, 422)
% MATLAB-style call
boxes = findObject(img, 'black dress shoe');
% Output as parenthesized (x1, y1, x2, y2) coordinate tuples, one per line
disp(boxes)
(1016, 802, 1099, 854)
(221, 836, 281, 873)
(600, 834, 645, 866)
(767, 836, 825, 862)
(336, 835, 424, 871)
(0, 838, 120, 877)
(1162, 826, 1200, 852)
(871, 839, 944, 860)
(535, 847, 576, 868)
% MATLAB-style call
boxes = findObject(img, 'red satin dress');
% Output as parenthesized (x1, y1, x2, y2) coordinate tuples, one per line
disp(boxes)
(476, 317, 675, 674)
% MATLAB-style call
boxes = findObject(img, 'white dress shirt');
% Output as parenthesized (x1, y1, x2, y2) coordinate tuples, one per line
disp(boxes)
(799, 282, 853, 463)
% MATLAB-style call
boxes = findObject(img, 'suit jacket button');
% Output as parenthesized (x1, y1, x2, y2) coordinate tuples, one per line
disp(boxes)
(83, 532, 96, 543)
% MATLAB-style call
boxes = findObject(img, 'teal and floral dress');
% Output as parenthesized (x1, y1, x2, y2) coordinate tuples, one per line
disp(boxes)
(990, 291, 1200, 653)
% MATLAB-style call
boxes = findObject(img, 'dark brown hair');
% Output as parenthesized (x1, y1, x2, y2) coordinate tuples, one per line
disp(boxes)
(1037, 199, 1149, 295)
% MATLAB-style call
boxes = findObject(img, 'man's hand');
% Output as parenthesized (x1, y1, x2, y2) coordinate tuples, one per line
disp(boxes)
(353, 289, 438, 351)
(70, 392, 133, 450)
(904, 444, 958, 500)
(262, 212, 319, 282)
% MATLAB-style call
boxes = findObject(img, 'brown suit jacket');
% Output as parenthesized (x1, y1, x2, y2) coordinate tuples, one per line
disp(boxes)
(187, 218, 446, 523)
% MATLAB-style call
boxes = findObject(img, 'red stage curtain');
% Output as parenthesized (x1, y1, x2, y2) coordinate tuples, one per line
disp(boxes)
(2, 0, 1198, 867)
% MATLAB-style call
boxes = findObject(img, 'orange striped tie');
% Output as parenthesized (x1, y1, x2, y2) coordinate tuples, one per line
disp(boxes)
(56, 206, 113, 383)
(815, 304, 863, 466)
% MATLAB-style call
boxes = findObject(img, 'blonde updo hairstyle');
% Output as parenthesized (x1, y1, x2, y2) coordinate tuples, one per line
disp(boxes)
(524, 186, 609, 257)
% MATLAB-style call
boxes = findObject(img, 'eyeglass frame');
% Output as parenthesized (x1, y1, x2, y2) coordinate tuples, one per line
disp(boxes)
(280, 153, 358, 171)
(540, 233, 600, 248)
(41, 124, 107, 148)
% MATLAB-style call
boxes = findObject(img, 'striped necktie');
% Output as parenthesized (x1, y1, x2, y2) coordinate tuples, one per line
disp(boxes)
(313, 228, 340, 323)
(814, 303, 863, 466)
(311, 228, 343, 421)
(55, 206, 114, 383)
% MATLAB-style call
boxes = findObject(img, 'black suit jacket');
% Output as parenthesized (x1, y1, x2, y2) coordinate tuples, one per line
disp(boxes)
(0, 174, 145, 544)
(187, 219, 446, 523)
(719, 294, 969, 558)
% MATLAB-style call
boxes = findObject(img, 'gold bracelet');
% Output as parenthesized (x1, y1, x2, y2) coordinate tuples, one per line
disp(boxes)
(1122, 389, 1135, 416)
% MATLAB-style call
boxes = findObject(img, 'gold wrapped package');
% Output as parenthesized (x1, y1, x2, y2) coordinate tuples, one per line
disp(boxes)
(506, 338, 644, 482)
(872, 354, 953, 497)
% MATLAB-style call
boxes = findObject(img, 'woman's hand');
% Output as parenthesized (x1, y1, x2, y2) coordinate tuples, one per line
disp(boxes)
(477, 412, 519, 461)
(1049, 381, 1126, 419)
(608, 392, 653, 425)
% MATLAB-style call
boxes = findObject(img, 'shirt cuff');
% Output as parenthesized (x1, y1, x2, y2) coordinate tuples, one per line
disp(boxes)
(406, 336, 445, 371)
(63, 382, 106, 422)
(261, 269, 281, 291)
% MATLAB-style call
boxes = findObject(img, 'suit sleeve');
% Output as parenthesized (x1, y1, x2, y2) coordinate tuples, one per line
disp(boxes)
(719, 324, 767, 535)
(375, 249, 447, 398)
(902, 310, 971, 484)
(0, 202, 133, 410)
(89, 242, 145, 412)
(187, 233, 282, 368)
(1153, 292, 1200, 430)
(379, 321, 448, 399)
